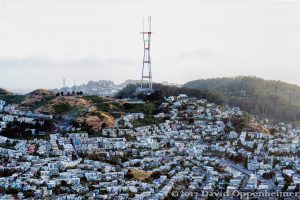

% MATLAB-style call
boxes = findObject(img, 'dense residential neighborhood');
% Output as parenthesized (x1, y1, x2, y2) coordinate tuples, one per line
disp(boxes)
(0, 95, 299, 199)
(2, 0, 300, 199)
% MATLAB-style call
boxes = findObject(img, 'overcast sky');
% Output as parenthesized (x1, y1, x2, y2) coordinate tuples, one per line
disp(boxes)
(0, 0, 300, 92)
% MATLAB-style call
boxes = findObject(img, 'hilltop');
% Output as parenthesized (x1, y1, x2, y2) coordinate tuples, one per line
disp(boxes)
(0, 88, 25, 104)
(0, 88, 120, 134)
(28, 89, 55, 96)
(184, 76, 300, 122)
(0, 88, 12, 96)
(34, 95, 117, 133)
(18, 89, 56, 109)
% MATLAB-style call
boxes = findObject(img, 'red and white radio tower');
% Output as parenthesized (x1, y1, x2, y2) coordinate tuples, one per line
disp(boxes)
(140, 16, 153, 92)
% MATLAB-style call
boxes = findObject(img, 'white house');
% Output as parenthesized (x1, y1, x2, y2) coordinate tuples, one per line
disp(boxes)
(2, 115, 15, 122)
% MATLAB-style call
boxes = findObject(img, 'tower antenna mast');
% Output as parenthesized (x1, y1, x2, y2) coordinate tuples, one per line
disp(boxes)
(63, 78, 66, 93)
(140, 16, 153, 92)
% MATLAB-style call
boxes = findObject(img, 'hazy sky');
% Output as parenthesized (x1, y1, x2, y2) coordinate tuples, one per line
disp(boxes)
(0, 0, 300, 92)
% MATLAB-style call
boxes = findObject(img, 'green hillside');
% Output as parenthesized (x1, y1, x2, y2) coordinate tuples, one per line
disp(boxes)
(0, 88, 25, 104)
(184, 76, 300, 122)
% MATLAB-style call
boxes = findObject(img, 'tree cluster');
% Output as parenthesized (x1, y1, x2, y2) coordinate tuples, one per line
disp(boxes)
(0, 120, 53, 139)
(115, 83, 225, 105)
(56, 91, 83, 97)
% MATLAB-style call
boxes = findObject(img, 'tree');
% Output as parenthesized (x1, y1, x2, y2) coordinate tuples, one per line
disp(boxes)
(80, 177, 88, 184)
(237, 139, 242, 146)
(262, 171, 275, 179)
(6, 188, 19, 195)
(253, 142, 258, 150)
(179, 160, 185, 167)
(150, 171, 161, 179)
(283, 174, 293, 191)
(189, 118, 195, 124)
(166, 142, 171, 148)
(134, 162, 141, 167)
(24, 190, 34, 198)
(269, 128, 277, 135)
(71, 152, 77, 161)
(272, 159, 281, 168)
(61, 180, 68, 186)
(129, 191, 135, 198)
(124, 171, 134, 179)
(231, 115, 249, 132)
